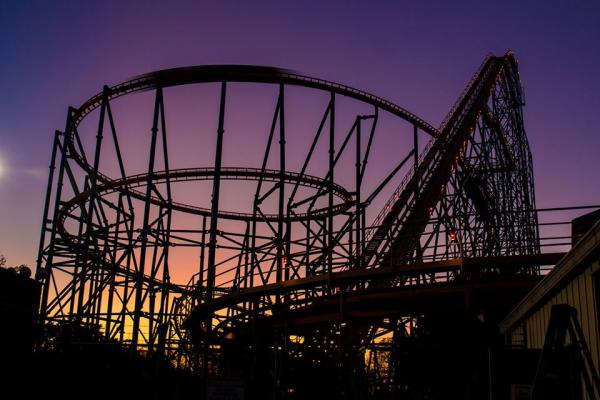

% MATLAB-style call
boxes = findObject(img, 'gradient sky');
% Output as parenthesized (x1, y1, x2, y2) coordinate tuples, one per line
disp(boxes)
(1, 0, 599, 268)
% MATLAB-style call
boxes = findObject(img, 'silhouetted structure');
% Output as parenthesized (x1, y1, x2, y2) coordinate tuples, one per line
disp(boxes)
(33, 52, 593, 399)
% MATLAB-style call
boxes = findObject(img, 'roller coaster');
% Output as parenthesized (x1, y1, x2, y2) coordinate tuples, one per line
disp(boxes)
(36, 52, 560, 398)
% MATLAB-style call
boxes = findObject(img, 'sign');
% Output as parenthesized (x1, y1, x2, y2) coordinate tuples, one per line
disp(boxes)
(206, 378, 245, 400)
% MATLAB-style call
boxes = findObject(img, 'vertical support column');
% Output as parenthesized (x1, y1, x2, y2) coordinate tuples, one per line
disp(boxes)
(355, 117, 362, 269)
(131, 87, 162, 349)
(274, 83, 286, 400)
(105, 194, 124, 339)
(276, 83, 285, 286)
(199, 216, 207, 294)
(120, 230, 134, 343)
(243, 221, 251, 288)
(413, 125, 418, 187)
(70, 181, 88, 319)
(36, 130, 61, 275)
(203, 81, 226, 377)
(250, 214, 258, 288)
(328, 92, 335, 277)
(360, 107, 377, 270)
(157, 91, 173, 355)
(361, 211, 366, 269)
(206, 81, 227, 303)
(77, 86, 108, 322)
(413, 124, 423, 262)
(147, 218, 161, 352)
(38, 120, 70, 323)
(105, 98, 135, 340)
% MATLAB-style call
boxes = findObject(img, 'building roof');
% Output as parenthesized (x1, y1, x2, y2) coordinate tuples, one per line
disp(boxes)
(500, 218, 600, 333)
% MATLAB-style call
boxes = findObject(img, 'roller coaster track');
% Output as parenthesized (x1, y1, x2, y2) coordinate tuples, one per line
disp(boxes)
(184, 52, 540, 325)
(186, 252, 564, 324)
(37, 51, 544, 377)
(56, 166, 353, 240)
(362, 55, 501, 267)
(361, 52, 535, 273)
(65, 65, 439, 177)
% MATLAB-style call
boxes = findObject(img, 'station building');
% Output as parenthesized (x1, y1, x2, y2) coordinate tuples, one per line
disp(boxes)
(501, 212, 600, 399)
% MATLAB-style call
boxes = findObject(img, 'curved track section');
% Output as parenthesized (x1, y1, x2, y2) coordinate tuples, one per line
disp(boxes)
(38, 62, 441, 355)
(57, 167, 353, 239)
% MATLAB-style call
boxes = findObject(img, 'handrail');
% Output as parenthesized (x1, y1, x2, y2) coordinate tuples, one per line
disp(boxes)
(439, 53, 493, 131)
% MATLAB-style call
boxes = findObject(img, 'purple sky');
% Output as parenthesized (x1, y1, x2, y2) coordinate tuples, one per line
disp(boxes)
(1, 0, 599, 268)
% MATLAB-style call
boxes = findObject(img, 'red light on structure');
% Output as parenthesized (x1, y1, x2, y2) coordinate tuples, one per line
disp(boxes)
(449, 231, 457, 242)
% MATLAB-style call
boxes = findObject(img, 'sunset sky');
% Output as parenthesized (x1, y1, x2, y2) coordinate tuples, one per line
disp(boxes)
(1, 0, 599, 270)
